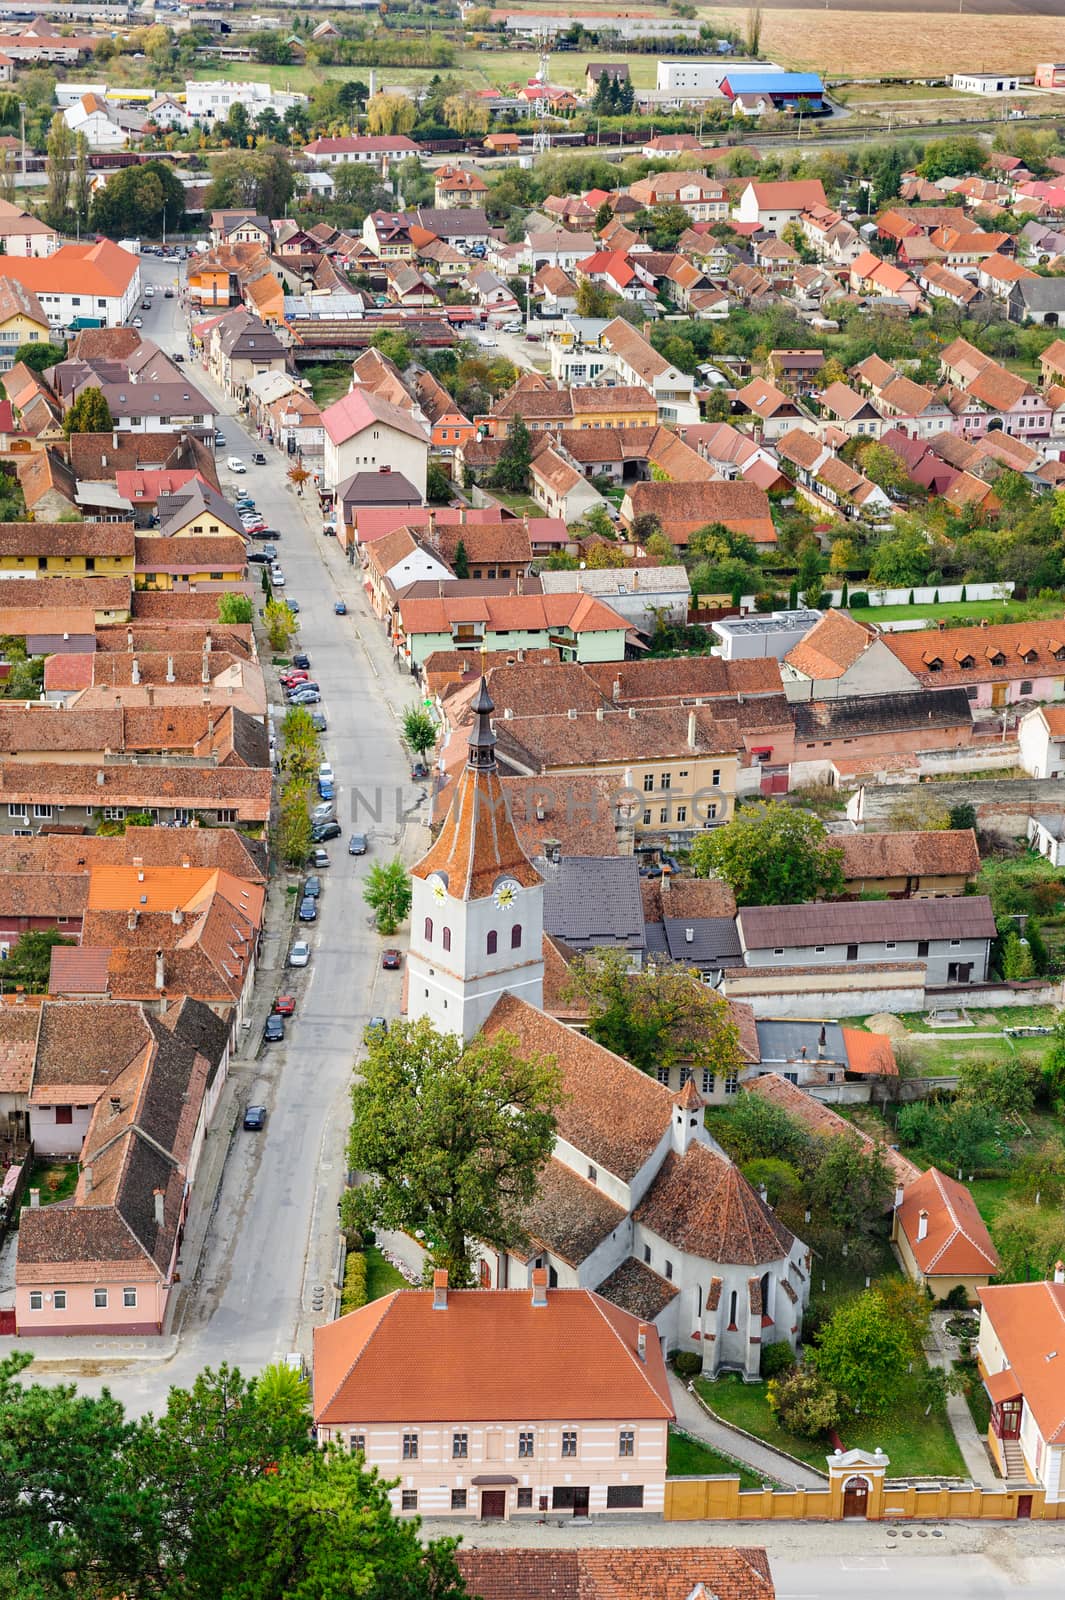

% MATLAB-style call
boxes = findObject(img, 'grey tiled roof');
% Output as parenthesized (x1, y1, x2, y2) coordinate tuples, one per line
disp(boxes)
(539, 854, 645, 951)
(739, 894, 997, 949)
(661, 916, 743, 967)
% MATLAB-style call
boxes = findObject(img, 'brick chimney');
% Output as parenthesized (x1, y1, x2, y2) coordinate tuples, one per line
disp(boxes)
(531, 1267, 548, 1307)
(637, 1322, 653, 1361)
(153, 1188, 165, 1226)
(917, 1209, 929, 1242)
(432, 1268, 448, 1309)
(154, 948, 165, 991)
(1055, 1261, 1064, 1285)
(83, 1164, 92, 1195)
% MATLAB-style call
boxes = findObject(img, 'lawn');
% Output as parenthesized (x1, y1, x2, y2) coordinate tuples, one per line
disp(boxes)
(364, 1245, 408, 1300)
(303, 362, 352, 409)
(698, 1367, 965, 1479)
(846, 598, 1064, 627)
(968, 1177, 1014, 1227)
(666, 1426, 769, 1488)
(19, 1160, 78, 1207)
(455, 46, 659, 92)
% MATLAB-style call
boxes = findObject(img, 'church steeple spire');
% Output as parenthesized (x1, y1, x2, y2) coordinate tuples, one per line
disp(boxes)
(467, 672, 497, 771)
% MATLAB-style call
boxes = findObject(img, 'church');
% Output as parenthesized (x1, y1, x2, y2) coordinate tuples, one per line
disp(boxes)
(405, 674, 810, 1378)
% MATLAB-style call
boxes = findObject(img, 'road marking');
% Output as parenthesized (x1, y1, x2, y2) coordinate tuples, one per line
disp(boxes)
(840, 1559, 889, 1570)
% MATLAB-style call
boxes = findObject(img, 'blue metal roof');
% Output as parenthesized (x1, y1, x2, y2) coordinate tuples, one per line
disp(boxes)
(725, 72, 825, 96)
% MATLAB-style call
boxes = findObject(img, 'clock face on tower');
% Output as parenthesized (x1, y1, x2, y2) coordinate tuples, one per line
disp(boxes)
(430, 875, 448, 905)
(493, 879, 520, 911)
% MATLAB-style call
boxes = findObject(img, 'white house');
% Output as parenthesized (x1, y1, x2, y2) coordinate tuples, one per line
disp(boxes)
(0, 239, 140, 330)
(1018, 704, 1065, 779)
(146, 94, 190, 132)
(320, 388, 429, 499)
(63, 93, 128, 150)
(184, 79, 306, 122)
(303, 134, 421, 169)
(977, 1272, 1065, 1497)
(951, 71, 1020, 94)
(1026, 814, 1065, 868)
(734, 179, 828, 236)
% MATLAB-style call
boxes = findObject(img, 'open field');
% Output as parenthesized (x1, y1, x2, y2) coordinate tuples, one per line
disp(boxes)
(698, 6, 1060, 75)
(456, 44, 656, 90)
(846, 597, 1065, 626)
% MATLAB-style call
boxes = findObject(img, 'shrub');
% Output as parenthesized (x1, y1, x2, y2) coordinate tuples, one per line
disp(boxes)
(673, 1351, 702, 1379)
(761, 1340, 795, 1379)
(849, 591, 869, 607)
(340, 1249, 368, 1314)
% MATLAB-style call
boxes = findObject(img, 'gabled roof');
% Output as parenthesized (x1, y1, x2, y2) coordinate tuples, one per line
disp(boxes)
(978, 1280, 1065, 1444)
(739, 896, 997, 949)
(839, 829, 980, 882)
(897, 1166, 998, 1278)
(746, 1072, 921, 1189)
(321, 387, 428, 447)
(636, 1142, 796, 1265)
(456, 1547, 775, 1600)
(785, 610, 876, 680)
(313, 1283, 674, 1426)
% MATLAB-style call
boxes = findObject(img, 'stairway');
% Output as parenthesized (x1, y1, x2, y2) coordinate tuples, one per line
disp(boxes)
(1000, 1438, 1027, 1480)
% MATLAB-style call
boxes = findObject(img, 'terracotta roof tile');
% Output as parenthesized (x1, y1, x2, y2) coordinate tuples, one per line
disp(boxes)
(785, 610, 875, 680)
(635, 1143, 796, 1265)
(897, 1166, 998, 1276)
(595, 1256, 679, 1322)
(746, 1073, 921, 1189)
(518, 1157, 627, 1267)
(978, 1281, 1065, 1445)
(839, 829, 979, 882)
(455, 1546, 776, 1600)
(312, 1284, 674, 1426)
(886, 619, 1065, 686)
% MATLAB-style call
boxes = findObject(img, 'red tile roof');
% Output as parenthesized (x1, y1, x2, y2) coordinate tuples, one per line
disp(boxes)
(977, 1280, 1065, 1444)
(456, 1547, 776, 1600)
(896, 1166, 998, 1277)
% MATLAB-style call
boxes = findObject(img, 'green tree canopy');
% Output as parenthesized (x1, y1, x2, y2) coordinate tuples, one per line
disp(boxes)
(217, 593, 253, 624)
(2, 928, 74, 993)
(895, 1098, 999, 1174)
(490, 416, 532, 493)
(362, 858, 412, 936)
(813, 1288, 916, 1415)
(204, 144, 296, 217)
(63, 387, 113, 437)
(563, 948, 741, 1081)
(402, 707, 437, 759)
(690, 802, 845, 907)
(12, 341, 65, 374)
(89, 158, 185, 238)
(275, 781, 312, 868)
(346, 1017, 560, 1284)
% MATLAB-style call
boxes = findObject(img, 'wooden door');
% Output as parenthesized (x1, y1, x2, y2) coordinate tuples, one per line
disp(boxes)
(572, 1486, 590, 1517)
(842, 1478, 868, 1519)
(998, 1399, 1022, 1439)
(1017, 1494, 1033, 1519)
(480, 1490, 506, 1520)
(991, 682, 1007, 708)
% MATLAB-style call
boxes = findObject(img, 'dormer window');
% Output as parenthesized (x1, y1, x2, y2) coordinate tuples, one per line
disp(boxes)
(956, 653, 975, 669)
(986, 649, 1005, 666)
(924, 656, 943, 672)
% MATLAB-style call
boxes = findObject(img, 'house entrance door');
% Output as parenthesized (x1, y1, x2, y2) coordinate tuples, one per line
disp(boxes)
(842, 1477, 869, 1519)
(480, 1491, 506, 1520)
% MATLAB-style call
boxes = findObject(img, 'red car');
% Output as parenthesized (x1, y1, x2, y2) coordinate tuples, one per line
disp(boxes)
(279, 670, 309, 686)
(273, 995, 296, 1016)
(382, 949, 402, 971)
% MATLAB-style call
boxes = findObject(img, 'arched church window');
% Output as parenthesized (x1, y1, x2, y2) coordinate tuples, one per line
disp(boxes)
(442, 927, 451, 952)
(511, 923, 522, 949)
(424, 917, 433, 941)
(486, 930, 498, 955)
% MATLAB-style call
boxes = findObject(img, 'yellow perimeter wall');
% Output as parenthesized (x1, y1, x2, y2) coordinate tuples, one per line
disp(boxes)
(665, 1479, 1065, 1522)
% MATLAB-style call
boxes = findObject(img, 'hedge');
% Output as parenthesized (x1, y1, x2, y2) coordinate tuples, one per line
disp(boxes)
(340, 1250, 368, 1315)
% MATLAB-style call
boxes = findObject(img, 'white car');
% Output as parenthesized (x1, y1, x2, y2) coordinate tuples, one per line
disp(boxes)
(318, 761, 335, 784)
(503, 320, 522, 333)
(271, 569, 285, 587)
(132, 317, 143, 329)
(227, 456, 246, 473)
(289, 940, 311, 967)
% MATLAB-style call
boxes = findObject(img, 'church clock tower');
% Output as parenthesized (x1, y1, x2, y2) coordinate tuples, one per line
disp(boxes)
(408, 674, 544, 1041)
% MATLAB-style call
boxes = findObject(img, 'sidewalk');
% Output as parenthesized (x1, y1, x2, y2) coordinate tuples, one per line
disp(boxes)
(925, 1314, 998, 1488)
(668, 1373, 827, 1489)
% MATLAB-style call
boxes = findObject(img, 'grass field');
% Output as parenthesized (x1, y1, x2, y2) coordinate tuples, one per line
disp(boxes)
(667, 1426, 770, 1487)
(364, 1245, 408, 1300)
(303, 362, 352, 409)
(848, 598, 1063, 626)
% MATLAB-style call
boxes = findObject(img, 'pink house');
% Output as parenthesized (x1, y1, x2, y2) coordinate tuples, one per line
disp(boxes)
(313, 1269, 674, 1521)
(884, 619, 1065, 710)
(15, 997, 230, 1335)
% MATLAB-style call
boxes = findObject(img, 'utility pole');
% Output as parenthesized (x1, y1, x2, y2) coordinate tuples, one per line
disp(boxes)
(18, 101, 24, 180)
(532, 28, 553, 158)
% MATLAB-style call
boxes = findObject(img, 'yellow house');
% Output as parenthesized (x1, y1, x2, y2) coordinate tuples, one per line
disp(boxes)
(493, 703, 738, 841)
(0, 276, 50, 372)
(891, 1167, 999, 1306)
(134, 534, 246, 590)
(0, 521, 135, 577)
(156, 479, 245, 540)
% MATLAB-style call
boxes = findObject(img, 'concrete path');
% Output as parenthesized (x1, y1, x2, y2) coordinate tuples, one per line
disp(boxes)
(668, 1373, 827, 1489)
(925, 1315, 999, 1488)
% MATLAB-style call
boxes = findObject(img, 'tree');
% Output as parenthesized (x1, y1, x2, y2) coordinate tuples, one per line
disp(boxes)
(44, 110, 73, 227)
(575, 277, 619, 319)
(991, 1199, 1065, 1285)
(63, 387, 113, 437)
(254, 1359, 310, 1416)
(862, 442, 920, 500)
(13, 341, 64, 374)
(276, 781, 312, 868)
(217, 593, 253, 624)
(402, 706, 437, 760)
(644, 530, 677, 565)
(133, 1362, 314, 1592)
(490, 415, 532, 493)
(563, 948, 741, 1082)
(199, 1446, 470, 1600)
(451, 537, 470, 579)
(71, 131, 91, 229)
(443, 91, 489, 137)
(713, 1089, 813, 1168)
(366, 93, 416, 136)
(805, 1137, 893, 1273)
(813, 1289, 915, 1415)
(1, 929, 74, 993)
(427, 462, 452, 506)
(204, 145, 296, 218)
(264, 598, 297, 652)
(745, 2, 763, 54)
(896, 1099, 999, 1174)
(868, 525, 933, 586)
(690, 802, 845, 907)
(797, 541, 825, 608)
(347, 1017, 560, 1284)
(957, 1053, 1037, 1116)
(287, 463, 310, 494)
(370, 330, 411, 370)
(1001, 930, 1036, 980)
(90, 158, 185, 238)
(362, 857, 412, 936)
(767, 1364, 839, 1439)
(948, 801, 977, 832)
(280, 705, 321, 786)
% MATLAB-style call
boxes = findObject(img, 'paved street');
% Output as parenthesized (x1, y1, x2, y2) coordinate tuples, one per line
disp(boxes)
(15, 256, 424, 1415)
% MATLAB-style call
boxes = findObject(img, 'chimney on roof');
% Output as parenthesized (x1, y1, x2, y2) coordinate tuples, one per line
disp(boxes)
(146, 684, 155, 707)
(154, 948, 165, 992)
(154, 1187, 164, 1226)
(917, 1209, 929, 1242)
(131, 657, 140, 686)
(637, 1322, 652, 1362)
(201, 651, 209, 685)
(542, 837, 561, 865)
(818, 1022, 827, 1058)
(531, 1267, 548, 1307)
(126, 626, 133, 650)
(29, 1188, 39, 1208)
(166, 657, 175, 684)
(83, 1164, 92, 1195)
(172, 906, 183, 926)
(567, 707, 577, 720)
(612, 676, 621, 701)
(96, 769, 105, 786)
(109, 1094, 121, 1118)
(1056, 1261, 1065, 1285)
(516, 572, 523, 595)
(128, 907, 138, 931)
(432, 1268, 448, 1309)
(687, 709, 697, 750)
(595, 705, 604, 721)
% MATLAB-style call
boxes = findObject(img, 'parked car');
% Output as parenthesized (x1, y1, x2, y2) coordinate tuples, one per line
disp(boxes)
(227, 456, 246, 473)
(289, 939, 311, 966)
(252, 451, 267, 465)
(334, 601, 347, 616)
(247, 551, 270, 565)
(298, 896, 318, 923)
(302, 875, 321, 899)
(349, 833, 367, 856)
(263, 1013, 285, 1043)
(312, 820, 341, 842)
(292, 653, 310, 670)
(132, 316, 143, 329)
(273, 995, 296, 1016)
(323, 525, 336, 538)
(287, 600, 301, 614)
(311, 712, 327, 732)
(164, 288, 174, 298)
(308, 847, 330, 869)
(382, 949, 402, 970)
(262, 544, 277, 561)
(173, 352, 184, 362)
(214, 433, 226, 447)
(525, 332, 541, 342)
(271, 570, 286, 588)
(243, 1104, 267, 1130)
(317, 778, 335, 801)
(318, 762, 334, 784)
(288, 689, 320, 705)
(311, 801, 335, 824)
(365, 1017, 388, 1041)
(410, 762, 430, 781)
